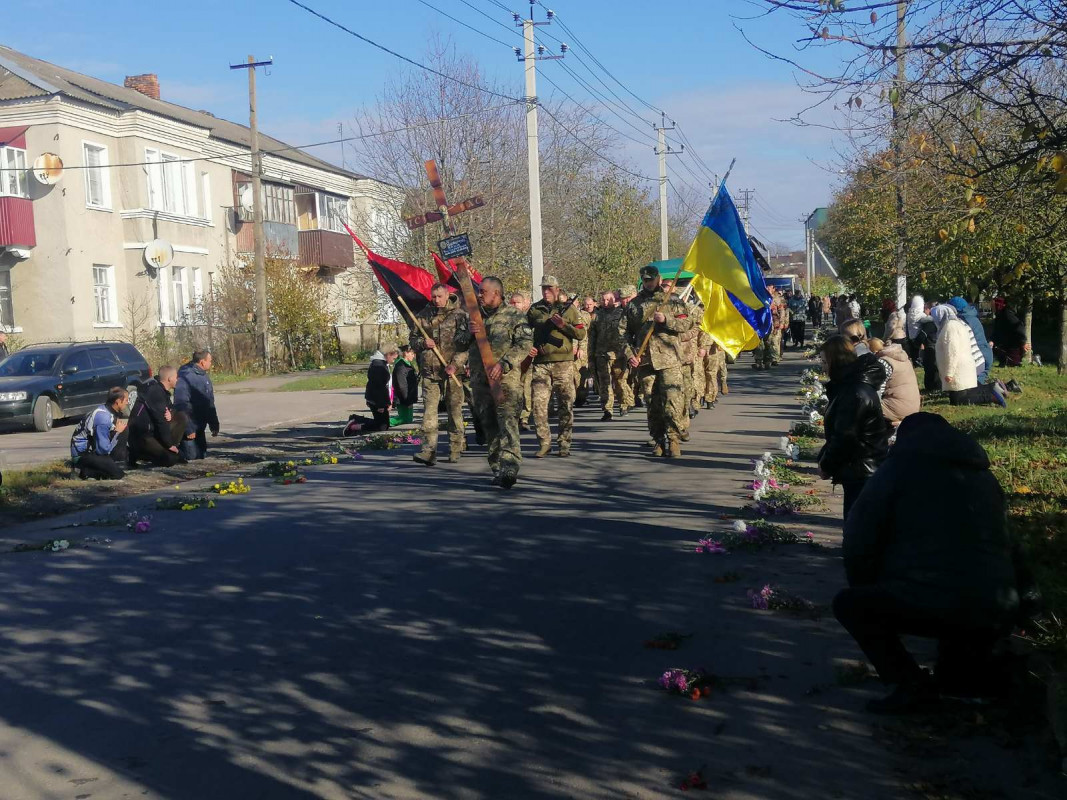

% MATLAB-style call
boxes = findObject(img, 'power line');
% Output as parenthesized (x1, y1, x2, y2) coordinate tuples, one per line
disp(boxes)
(554, 60, 659, 146)
(409, 0, 514, 47)
(538, 103, 656, 182)
(284, 0, 521, 101)
(0, 103, 521, 172)
(537, 70, 657, 149)
(455, 0, 524, 39)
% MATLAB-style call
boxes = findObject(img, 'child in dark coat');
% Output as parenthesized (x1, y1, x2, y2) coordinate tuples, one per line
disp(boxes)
(390, 345, 419, 426)
(343, 347, 397, 436)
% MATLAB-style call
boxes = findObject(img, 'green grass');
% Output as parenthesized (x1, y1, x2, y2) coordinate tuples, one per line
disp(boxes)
(277, 370, 369, 392)
(920, 365, 1067, 648)
(0, 461, 71, 496)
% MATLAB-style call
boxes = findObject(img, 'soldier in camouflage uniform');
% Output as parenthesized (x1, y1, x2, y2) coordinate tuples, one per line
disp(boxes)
(702, 339, 728, 408)
(588, 289, 632, 421)
(508, 291, 534, 430)
(622, 265, 694, 457)
(573, 296, 595, 407)
(753, 288, 786, 369)
(465, 277, 534, 489)
(678, 318, 700, 439)
(527, 276, 588, 457)
(411, 284, 470, 466)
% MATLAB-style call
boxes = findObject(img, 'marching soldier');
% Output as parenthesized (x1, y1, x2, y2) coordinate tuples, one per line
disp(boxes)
(412, 284, 470, 466)
(574, 296, 596, 407)
(527, 276, 587, 458)
(466, 277, 533, 489)
(702, 339, 728, 408)
(622, 265, 694, 457)
(508, 291, 534, 431)
(753, 287, 786, 369)
(588, 289, 633, 421)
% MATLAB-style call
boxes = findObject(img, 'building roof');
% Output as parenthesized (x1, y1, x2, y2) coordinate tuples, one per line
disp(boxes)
(0, 44, 370, 181)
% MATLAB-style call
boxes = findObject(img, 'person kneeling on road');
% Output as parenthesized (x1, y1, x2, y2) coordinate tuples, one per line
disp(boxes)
(70, 387, 130, 480)
(128, 366, 188, 467)
(833, 412, 1027, 714)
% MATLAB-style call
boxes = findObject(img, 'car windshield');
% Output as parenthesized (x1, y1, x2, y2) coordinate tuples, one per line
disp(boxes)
(0, 351, 60, 377)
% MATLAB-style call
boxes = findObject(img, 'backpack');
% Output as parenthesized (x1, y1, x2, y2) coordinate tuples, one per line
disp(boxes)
(70, 407, 110, 458)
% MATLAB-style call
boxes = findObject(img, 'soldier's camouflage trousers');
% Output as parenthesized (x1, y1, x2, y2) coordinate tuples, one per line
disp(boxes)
(470, 368, 524, 475)
(754, 331, 782, 367)
(636, 364, 685, 443)
(691, 359, 705, 407)
(421, 375, 465, 454)
(532, 360, 576, 447)
(521, 367, 533, 424)
(703, 350, 727, 403)
(595, 352, 633, 413)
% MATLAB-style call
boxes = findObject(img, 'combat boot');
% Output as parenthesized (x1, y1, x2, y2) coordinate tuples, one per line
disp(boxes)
(679, 429, 691, 442)
(413, 450, 436, 467)
(499, 468, 518, 489)
(558, 445, 570, 458)
(618, 408, 628, 417)
(600, 411, 612, 422)
(666, 439, 682, 458)
(535, 441, 551, 458)
(447, 448, 461, 463)
(651, 441, 664, 457)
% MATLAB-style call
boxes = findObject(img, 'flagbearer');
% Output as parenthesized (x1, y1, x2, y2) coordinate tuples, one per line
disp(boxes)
(622, 265, 694, 457)
(527, 276, 587, 458)
(412, 283, 470, 466)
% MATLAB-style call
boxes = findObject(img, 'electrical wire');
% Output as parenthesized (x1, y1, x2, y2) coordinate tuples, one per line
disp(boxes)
(454, 0, 523, 39)
(537, 103, 656, 182)
(284, 0, 521, 101)
(555, 60, 659, 146)
(410, 0, 514, 48)
(538, 70, 658, 149)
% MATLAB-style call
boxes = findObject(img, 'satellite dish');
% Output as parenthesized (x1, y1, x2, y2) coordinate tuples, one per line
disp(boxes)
(144, 239, 174, 270)
(32, 153, 64, 185)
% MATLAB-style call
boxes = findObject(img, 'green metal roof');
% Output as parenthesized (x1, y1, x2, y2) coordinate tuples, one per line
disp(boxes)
(645, 258, 694, 281)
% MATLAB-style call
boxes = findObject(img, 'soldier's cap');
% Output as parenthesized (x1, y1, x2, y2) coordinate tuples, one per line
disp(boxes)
(639, 265, 660, 279)
(618, 284, 637, 298)
(540, 275, 560, 288)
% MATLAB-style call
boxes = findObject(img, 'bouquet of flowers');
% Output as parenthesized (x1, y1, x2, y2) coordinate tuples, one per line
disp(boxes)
(718, 518, 815, 549)
(155, 495, 215, 511)
(125, 512, 152, 533)
(657, 667, 714, 700)
(747, 584, 823, 617)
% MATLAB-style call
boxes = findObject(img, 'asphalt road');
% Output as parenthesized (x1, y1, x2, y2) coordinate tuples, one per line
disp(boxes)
(0, 373, 367, 472)
(0, 353, 1055, 799)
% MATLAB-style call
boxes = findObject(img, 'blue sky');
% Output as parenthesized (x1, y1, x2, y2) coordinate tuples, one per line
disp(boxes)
(9, 0, 848, 249)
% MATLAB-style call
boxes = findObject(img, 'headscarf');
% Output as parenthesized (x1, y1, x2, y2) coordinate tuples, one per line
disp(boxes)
(905, 294, 927, 339)
(993, 296, 1006, 313)
(930, 303, 957, 331)
(948, 296, 970, 313)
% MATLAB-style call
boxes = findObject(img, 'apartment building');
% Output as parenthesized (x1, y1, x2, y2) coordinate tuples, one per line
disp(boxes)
(0, 45, 402, 341)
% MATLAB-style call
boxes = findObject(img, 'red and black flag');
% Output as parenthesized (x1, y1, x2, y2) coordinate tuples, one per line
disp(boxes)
(344, 224, 435, 318)
(431, 250, 483, 294)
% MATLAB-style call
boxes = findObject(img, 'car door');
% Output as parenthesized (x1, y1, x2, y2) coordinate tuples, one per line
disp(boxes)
(88, 346, 127, 402)
(56, 349, 96, 414)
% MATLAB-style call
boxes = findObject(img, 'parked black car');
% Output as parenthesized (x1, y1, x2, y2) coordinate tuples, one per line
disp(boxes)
(0, 341, 151, 431)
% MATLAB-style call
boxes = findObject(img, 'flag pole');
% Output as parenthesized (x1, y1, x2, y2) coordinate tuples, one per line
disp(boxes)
(391, 291, 464, 391)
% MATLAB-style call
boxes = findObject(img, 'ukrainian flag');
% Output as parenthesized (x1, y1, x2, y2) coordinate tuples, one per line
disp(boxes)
(683, 183, 772, 357)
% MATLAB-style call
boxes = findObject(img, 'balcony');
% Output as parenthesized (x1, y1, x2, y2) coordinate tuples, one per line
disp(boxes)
(298, 229, 355, 272)
(0, 196, 35, 250)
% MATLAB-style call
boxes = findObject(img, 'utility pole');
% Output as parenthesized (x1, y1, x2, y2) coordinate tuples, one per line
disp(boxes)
(737, 188, 755, 234)
(654, 114, 682, 260)
(514, 1, 565, 288)
(891, 1, 909, 310)
(230, 55, 273, 373)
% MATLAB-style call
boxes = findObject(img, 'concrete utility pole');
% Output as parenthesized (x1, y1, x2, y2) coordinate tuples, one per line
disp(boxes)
(737, 188, 755, 234)
(654, 114, 682, 260)
(230, 55, 273, 373)
(891, 1, 909, 310)
(514, 1, 565, 289)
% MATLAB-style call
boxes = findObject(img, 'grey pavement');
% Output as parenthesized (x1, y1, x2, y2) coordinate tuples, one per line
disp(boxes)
(0, 353, 1055, 799)
(0, 370, 367, 472)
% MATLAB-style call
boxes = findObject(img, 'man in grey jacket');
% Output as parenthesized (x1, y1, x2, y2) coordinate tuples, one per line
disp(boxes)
(174, 349, 220, 460)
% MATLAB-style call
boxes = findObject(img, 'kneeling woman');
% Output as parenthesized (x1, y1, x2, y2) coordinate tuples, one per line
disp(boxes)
(931, 305, 1006, 407)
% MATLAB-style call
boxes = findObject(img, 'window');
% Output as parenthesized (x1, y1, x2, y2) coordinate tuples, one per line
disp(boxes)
(0, 270, 13, 329)
(1, 147, 27, 198)
(264, 183, 295, 224)
(62, 350, 92, 374)
(200, 172, 212, 220)
(319, 194, 348, 233)
(82, 142, 111, 209)
(92, 265, 117, 325)
(89, 346, 120, 368)
(145, 148, 197, 216)
(170, 266, 187, 321)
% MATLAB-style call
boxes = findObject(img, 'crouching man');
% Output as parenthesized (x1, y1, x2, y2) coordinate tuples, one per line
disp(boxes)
(70, 387, 130, 480)
(128, 366, 188, 467)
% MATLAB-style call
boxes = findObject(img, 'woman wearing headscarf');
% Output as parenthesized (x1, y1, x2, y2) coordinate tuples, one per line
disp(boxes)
(931, 305, 1006, 407)
(949, 297, 992, 382)
(991, 297, 1026, 367)
(883, 308, 907, 349)
(905, 295, 929, 360)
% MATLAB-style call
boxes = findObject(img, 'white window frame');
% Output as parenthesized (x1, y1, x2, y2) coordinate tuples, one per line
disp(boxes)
(200, 171, 212, 221)
(82, 140, 112, 210)
(145, 147, 197, 217)
(317, 193, 348, 233)
(0, 146, 28, 198)
(91, 264, 120, 327)
(0, 269, 15, 331)
(170, 266, 187, 322)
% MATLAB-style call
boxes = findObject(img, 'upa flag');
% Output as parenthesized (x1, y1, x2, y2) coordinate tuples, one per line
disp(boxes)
(683, 183, 772, 357)
(343, 224, 435, 318)
(430, 251, 482, 294)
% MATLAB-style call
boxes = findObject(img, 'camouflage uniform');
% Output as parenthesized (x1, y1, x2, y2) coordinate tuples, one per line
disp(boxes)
(588, 304, 632, 415)
(622, 286, 694, 448)
(465, 304, 533, 479)
(411, 294, 469, 460)
(692, 329, 713, 406)
(679, 322, 699, 430)
(574, 308, 593, 405)
(520, 367, 533, 428)
(702, 340, 728, 404)
(527, 297, 587, 454)
(754, 298, 786, 368)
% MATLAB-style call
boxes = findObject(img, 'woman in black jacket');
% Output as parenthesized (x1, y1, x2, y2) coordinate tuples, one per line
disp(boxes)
(343, 347, 396, 436)
(913, 315, 940, 391)
(817, 335, 891, 523)
(991, 296, 1026, 367)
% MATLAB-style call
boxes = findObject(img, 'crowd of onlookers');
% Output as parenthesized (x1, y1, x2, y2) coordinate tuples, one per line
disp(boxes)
(802, 292, 1035, 715)
(69, 350, 221, 480)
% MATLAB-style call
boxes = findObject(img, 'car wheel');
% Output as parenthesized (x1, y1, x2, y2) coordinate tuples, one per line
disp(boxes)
(33, 395, 55, 432)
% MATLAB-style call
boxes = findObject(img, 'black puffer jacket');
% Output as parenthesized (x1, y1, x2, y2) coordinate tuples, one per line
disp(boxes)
(843, 412, 1020, 629)
(365, 351, 391, 411)
(391, 358, 418, 406)
(129, 377, 176, 447)
(818, 353, 891, 483)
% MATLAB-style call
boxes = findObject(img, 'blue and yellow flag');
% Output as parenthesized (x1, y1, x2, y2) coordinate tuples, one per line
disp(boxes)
(683, 183, 772, 357)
